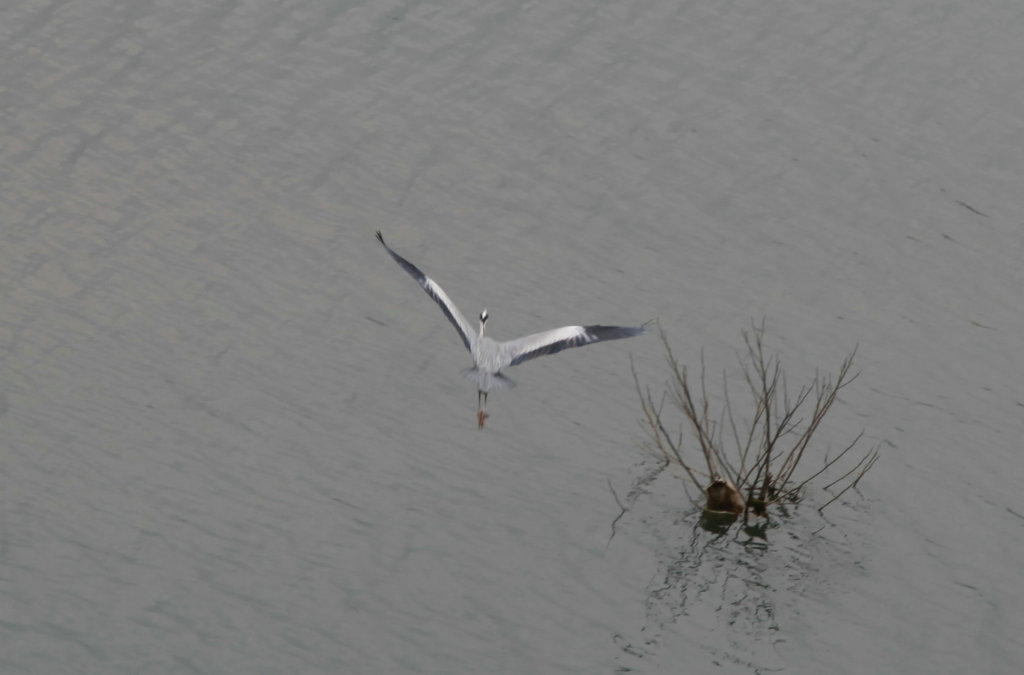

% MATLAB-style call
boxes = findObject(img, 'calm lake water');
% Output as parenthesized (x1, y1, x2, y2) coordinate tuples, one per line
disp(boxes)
(2, 1, 1022, 673)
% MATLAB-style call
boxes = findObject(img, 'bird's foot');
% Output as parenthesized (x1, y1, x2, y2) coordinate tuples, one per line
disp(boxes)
(477, 410, 489, 429)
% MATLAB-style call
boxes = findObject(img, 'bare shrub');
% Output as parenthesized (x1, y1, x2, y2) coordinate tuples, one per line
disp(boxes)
(632, 320, 878, 524)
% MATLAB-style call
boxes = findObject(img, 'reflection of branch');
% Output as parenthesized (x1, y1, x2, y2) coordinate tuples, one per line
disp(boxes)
(607, 477, 626, 547)
(607, 454, 672, 546)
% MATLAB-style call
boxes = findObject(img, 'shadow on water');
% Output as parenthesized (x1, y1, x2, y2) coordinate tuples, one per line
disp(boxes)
(610, 459, 870, 673)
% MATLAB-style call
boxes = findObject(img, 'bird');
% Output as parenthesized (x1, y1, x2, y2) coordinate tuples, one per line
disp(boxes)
(705, 477, 746, 515)
(375, 230, 648, 428)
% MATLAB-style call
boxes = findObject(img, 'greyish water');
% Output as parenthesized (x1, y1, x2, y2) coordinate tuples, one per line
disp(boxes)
(1, 0, 1022, 673)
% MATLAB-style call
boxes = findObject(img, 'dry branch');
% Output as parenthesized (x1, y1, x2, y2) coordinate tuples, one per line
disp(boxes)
(634, 321, 879, 521)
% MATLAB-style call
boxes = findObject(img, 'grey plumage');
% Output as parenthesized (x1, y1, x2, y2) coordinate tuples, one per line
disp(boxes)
(375, 230, 647, 427)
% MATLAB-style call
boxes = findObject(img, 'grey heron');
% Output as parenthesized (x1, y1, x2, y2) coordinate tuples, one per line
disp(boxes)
(375, 230, 648, 428)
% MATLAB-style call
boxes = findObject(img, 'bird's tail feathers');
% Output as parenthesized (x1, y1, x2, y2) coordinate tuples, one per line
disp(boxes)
(460, 367, 516, 392)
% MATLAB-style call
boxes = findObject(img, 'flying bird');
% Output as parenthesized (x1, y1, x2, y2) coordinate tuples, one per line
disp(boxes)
(375, 230, 647, 428)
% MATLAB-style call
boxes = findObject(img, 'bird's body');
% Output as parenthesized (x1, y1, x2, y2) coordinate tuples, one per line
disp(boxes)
(464, 336, 517, 394)
(375, 231, 647, 428)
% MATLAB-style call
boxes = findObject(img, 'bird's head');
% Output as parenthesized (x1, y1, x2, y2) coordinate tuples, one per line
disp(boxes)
(479, 309, 489, 335)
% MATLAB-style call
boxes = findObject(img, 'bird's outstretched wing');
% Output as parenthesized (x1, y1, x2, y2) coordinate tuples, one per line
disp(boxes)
(376, 231, 476, 352)
(500, 324, 647, 368)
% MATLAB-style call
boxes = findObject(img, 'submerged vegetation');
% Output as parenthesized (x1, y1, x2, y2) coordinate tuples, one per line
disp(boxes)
(633, 321, 878, 528)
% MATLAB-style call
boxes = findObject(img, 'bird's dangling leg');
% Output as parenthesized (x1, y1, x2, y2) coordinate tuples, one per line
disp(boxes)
(477, 391, 489, 429)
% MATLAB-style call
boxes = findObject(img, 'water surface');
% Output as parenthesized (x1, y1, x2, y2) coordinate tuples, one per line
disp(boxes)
(1, 0, 1022, 672)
